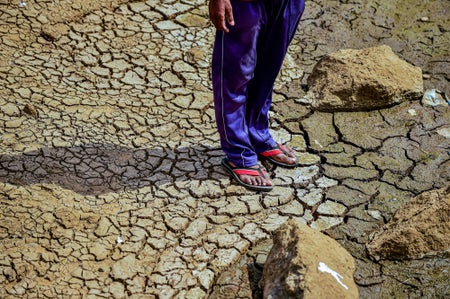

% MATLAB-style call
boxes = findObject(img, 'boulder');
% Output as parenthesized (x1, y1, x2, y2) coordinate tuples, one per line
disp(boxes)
(366, 185, 450, 260)
(261, 219, 358, 299)
(305, 45, 423, 111)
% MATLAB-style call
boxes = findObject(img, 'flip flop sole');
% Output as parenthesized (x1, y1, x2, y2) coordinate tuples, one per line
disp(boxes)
(260, 155, 298, 168)
(221, 159, 273, 192)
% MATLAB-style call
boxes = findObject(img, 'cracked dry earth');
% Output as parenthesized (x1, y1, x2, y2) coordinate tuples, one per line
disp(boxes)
(0, 0, 449, 298)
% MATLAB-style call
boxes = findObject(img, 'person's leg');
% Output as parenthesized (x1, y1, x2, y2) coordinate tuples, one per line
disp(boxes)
(212, 0, 265, 168)
(212, 0, 272, 188)
(246, 0, 305, 162)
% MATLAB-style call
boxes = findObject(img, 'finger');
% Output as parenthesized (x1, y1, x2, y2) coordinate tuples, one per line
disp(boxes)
(219, 15, 229, 32)
(225, 3, 234, 27)
(210, 14, 228, 32)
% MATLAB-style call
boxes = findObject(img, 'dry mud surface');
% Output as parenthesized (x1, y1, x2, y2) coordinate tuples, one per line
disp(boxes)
(0, 0, 449, 298)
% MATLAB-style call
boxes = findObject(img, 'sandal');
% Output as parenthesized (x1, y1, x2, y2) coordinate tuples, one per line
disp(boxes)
(221, 158, 273, 192)
(259, 143, 298, 168)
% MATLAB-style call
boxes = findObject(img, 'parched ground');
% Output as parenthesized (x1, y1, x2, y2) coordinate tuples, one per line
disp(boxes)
(0, 0, 449, 298)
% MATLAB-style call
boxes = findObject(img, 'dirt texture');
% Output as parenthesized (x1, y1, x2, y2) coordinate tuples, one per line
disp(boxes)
(0, 0, 449, 298)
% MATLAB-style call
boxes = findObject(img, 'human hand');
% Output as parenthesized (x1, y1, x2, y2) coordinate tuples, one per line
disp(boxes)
(209, 0, 235, 32)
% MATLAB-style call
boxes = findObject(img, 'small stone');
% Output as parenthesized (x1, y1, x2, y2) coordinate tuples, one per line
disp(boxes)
(41, 23, 70, 41)
(23, 104, 38, 117)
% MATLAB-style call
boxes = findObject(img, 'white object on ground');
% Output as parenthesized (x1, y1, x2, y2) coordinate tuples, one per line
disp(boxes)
(408, 109, 417, 116)
(318, 262, 349, 290)
(422, 89, 449, 107)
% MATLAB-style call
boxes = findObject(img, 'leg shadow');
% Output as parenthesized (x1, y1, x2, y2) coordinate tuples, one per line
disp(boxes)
(0, 143, 224, 196)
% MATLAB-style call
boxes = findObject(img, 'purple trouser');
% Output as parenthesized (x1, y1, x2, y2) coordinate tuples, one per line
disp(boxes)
(212, 0, 305, 167)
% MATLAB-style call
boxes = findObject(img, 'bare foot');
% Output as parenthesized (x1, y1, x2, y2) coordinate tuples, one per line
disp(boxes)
(269, 144, 297, 166)
(228, 161, 272, 187)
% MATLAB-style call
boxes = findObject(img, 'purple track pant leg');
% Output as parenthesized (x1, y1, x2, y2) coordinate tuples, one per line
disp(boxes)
(212, 0, 305, 167)
(212, 1, 264, 167)
(247, 0, 305, 153)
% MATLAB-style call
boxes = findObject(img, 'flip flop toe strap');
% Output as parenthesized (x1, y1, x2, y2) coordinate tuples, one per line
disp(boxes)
(259, 143, 289, 158)
(260, 149, 282, 157)
(233, 166, 266, 178)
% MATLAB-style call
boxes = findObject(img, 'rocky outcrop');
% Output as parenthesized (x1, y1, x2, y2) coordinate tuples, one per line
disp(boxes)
(366, 185, 450, 260)
(261, 219, 358, 299)
(305, 45, 423, 111)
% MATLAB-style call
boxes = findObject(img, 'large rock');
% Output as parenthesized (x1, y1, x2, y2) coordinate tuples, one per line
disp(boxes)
(305, 45, 423, 111)
(261, 219, 358, 299)
(366, 185, 450, 260)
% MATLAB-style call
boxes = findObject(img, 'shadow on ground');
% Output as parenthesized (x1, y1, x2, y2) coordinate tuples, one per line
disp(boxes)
(0, 144, 225, 195)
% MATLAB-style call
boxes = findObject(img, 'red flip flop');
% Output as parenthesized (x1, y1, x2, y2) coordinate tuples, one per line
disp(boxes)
(259, 143, 298, 168)
(221, 158, 273, 192)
